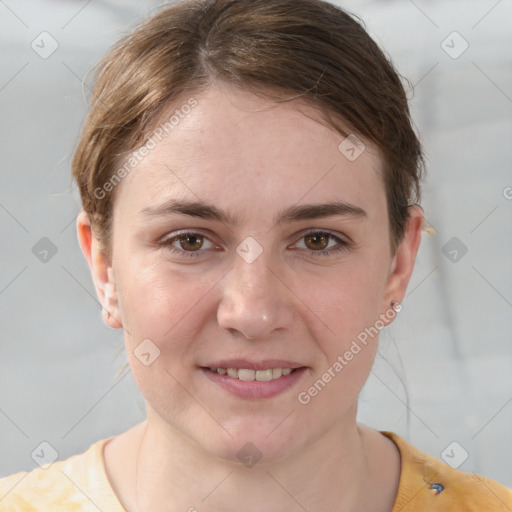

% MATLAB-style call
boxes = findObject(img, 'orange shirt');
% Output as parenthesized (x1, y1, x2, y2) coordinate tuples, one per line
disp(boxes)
(1, 431, 511, 511)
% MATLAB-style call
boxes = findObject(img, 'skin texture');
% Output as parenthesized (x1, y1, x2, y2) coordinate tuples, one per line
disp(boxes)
(77, 81, 424, 511)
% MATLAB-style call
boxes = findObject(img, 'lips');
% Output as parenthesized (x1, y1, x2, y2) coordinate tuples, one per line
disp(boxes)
(200, 359, 307, 399)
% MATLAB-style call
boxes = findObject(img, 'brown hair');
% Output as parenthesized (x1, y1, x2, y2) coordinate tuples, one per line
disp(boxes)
(72, 0, 424, 260)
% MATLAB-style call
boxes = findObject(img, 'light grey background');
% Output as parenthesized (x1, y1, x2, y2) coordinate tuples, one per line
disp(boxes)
(1, 0, 511, 490)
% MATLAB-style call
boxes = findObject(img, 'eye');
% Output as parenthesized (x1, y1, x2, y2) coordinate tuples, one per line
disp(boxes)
(292, 230, 352, 257)
(159, 231, 215, 257)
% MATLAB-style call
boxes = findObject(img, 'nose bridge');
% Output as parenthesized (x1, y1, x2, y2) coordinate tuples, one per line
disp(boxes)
(233, 233, 277, 294)
(217, 243, 290, 340)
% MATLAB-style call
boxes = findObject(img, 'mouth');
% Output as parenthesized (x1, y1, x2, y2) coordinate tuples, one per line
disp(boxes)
(206, 366, 297, 381)
(199, 361, 307, 399)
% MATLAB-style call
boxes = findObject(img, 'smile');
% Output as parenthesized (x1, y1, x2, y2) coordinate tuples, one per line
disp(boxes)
(201, 365, 307, 399)
(208, 367, 295, 381)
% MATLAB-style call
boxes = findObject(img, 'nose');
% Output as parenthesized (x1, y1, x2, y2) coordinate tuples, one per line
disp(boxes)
(217, 251, 294, 341)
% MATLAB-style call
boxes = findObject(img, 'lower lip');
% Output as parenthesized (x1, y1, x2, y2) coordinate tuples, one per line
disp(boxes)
(200, 367, 307, 399)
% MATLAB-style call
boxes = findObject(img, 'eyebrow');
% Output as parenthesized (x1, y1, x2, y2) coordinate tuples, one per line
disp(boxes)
(141, 199, 367, 225)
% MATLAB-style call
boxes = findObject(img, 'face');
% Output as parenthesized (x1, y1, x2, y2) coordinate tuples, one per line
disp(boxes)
(79, 81, 422, 463)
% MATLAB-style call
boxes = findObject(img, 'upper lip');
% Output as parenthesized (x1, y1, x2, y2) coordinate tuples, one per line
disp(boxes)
(202, 359, 305, 370)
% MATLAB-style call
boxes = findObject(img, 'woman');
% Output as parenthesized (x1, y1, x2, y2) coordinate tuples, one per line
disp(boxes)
(1, 0, 510, 510)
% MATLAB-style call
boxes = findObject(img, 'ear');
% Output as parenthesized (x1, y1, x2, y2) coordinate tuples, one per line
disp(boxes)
(76, 210, 122, 329)
(381, 205, 424, 320)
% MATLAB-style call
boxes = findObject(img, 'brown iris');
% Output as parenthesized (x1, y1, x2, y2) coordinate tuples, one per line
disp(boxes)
(304, 233, 329, 251)
(179, 234, 204, 251)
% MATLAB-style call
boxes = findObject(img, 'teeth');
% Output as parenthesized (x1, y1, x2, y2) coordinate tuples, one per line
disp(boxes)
(272, 368, 282, 379)
(212, 367, 296, 380)
(238, 369, 255, 381)
(255, 369, 273, 381)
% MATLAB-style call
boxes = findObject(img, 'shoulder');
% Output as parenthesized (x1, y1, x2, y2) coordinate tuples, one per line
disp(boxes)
(381, 431, 512, 512)
(0, 437, 125, 512)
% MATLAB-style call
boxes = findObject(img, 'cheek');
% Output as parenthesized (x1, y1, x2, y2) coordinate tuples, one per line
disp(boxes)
(294, 258, 387, 410)
(115, 259, 215, 360)
(115, 262, 213, 418)
(295, 266, 384, 412)
(307, 258, 388, 348)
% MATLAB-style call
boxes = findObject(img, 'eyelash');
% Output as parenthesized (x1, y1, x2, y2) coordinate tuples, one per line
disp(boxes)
(159, 230, 352, 258)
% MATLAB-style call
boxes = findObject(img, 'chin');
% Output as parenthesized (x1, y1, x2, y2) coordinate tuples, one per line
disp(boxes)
(195, 422, 303, 466)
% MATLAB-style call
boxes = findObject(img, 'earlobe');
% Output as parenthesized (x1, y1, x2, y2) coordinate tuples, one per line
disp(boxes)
(76, 211, 123, 329)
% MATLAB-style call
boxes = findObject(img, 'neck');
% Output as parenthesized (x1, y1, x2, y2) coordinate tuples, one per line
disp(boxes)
(131, 407, 387, 512)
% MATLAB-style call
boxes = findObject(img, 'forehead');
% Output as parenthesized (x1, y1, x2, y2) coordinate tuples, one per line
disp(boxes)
(113, 83, 386, 225)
